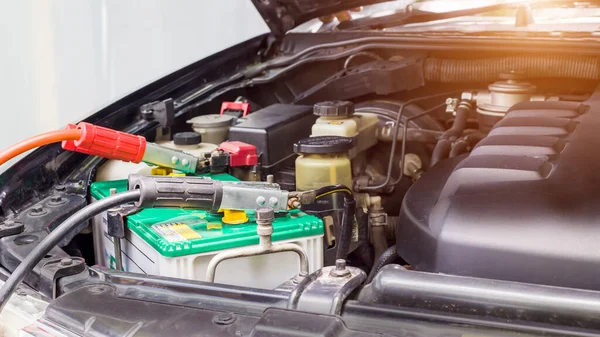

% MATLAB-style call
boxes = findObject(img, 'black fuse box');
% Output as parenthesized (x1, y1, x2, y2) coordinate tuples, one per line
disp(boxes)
(228, 104, 316, 173)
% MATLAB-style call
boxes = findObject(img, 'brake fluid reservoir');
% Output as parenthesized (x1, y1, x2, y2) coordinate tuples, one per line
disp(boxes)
(310, 101, 378, 158)
(294, 136, 353, 191)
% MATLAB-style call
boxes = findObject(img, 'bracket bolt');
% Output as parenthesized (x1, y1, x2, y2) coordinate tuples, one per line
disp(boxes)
(213, 312, 236, 325)
(48, 195, 67, 206)
(3, 221, 20, 228)
(60, 258, 73, 266)
(329, 259, 352, 278)
(29, 205, 48, 217)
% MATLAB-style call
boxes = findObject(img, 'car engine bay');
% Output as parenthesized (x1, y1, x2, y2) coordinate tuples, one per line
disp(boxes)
(3, 31, 600, 336)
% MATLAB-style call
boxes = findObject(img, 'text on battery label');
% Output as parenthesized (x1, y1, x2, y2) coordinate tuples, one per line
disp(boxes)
(152, 223, 202, 242)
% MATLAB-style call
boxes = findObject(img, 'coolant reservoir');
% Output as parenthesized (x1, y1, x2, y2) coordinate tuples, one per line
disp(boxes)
(311, 101, 378, 158)
(96, 132, 217, 181)
(187, 114, 234, 144)
(294, 136, 353, 191)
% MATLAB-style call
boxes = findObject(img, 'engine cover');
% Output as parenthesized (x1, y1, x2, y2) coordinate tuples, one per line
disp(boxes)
(396, 98, 600, 290)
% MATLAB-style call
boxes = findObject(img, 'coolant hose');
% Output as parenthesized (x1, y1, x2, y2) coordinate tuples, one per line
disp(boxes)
(366, 244, 398, 284)
(430, 100, 472, 166)
(449, 139, 469, 158)
(441, 101, 471, 139)
(371, 226, 388, 263)
(424, 54, 600, 83)
(430, 139, 451, 167)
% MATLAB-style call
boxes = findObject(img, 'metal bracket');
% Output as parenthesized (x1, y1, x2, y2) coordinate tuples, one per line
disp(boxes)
(106, 204, 138, 238)
(368, 211, 388, 228)
(287, 261, 366, 316)
(140, 98, 174, 128)
(0, 221, 24, 238)
(106, 206, 137, 272)
(39, 257, 86, 299)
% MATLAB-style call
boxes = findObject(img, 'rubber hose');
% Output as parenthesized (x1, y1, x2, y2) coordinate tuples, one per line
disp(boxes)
(430, 139, 452, 167)
(371, 226, 388, 263)
(424, 54, 600, 83)
(441, 102, 471, 139)
(354, 207, 374, 270)
(336, 198, 357, 261)
(464, 131, 486, 147)
(366, 245, 398, 284)
(385, 216, 400, 241)
(377, 128, 442, 144)
(431, 101, 472, 166)
(0, 190, 141, 313)
(449, 140, 469, 158)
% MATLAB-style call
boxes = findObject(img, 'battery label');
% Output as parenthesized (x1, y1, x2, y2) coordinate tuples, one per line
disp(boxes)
(152, 223, 202, 242)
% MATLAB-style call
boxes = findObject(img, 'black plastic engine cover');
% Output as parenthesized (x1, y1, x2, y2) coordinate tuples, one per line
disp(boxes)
(396, 98, 600, 290)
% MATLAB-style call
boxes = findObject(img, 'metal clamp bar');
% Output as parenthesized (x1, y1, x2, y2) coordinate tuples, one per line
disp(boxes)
(205, 243, 309, 283)
(205, 207, 309, 283)
(143, 142, 199, 174)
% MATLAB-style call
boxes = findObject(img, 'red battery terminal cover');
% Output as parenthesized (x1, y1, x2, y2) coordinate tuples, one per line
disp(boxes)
(218, 141, 258, 167)
(220, 101, 250, 117)
(62, 122, 146, 163)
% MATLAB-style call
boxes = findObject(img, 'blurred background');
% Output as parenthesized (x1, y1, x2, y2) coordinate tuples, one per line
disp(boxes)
(0, 0, 269, 167)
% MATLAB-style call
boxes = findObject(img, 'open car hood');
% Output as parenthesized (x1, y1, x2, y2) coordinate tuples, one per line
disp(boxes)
(250, 0, 390, 36)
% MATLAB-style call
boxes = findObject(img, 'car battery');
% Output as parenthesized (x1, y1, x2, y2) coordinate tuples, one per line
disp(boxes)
(90, 174, 323, 289)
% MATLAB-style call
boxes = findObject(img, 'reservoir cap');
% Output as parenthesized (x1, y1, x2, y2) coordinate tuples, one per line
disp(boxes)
(187, 114, 234, 128)
(294, 136, 354, 154)
(174, 132, 202, 145)
(313, 101, 354, 117)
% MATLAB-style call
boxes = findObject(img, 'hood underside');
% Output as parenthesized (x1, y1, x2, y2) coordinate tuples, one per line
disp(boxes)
(250, 0, 390, 36)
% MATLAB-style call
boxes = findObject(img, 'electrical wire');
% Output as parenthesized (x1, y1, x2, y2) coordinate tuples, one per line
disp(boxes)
(0, 129, 82, 167)
(312, 185, 356, 261)
(314, 184, 353, 199)
(0, 190, 141, 313)
(315, 189, 353, 199)
(357, 92, 458, 192)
